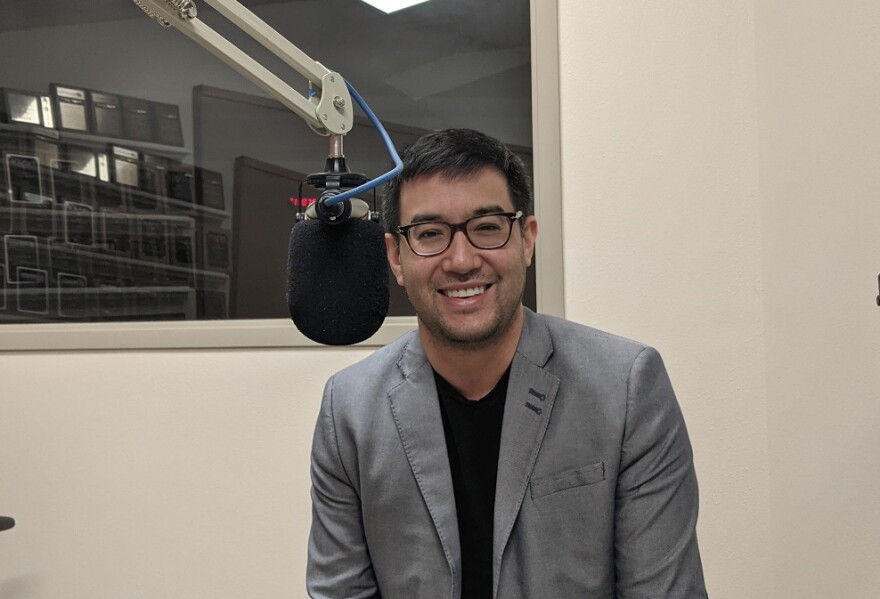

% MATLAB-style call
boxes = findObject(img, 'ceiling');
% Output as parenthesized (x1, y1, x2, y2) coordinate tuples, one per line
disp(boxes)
(1, 0, 532, 144)
(0, 0, 529, 49)
(2, 0, 529, 101)
(0, 0, 285, 33)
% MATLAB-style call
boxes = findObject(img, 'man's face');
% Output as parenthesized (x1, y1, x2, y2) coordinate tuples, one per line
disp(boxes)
(385, 167, 538, 350)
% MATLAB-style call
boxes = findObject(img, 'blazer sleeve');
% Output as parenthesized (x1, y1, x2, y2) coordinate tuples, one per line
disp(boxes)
(614, 347, 709, 598)
(307, 376, 381, 599)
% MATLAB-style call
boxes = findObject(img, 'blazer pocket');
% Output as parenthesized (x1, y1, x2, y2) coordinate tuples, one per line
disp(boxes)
(530, 461, 606, 499)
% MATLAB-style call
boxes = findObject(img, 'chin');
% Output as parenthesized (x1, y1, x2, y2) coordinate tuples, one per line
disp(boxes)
(434, 315, 510, 348)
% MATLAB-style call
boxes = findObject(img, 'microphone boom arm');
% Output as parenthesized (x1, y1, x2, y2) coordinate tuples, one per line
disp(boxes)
(132, 0, 402, 208)
(133, 0, 398, 344)
(132, 0, 353, 137)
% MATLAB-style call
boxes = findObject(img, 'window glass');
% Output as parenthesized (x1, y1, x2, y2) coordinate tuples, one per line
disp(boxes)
(0, 0, 532, 324)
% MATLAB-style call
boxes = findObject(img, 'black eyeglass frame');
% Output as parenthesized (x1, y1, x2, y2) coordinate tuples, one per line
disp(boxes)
(396, 210, 524, 257)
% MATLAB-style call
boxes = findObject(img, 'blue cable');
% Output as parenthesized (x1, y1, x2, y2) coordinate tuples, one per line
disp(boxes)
(321, 80, 403, 206)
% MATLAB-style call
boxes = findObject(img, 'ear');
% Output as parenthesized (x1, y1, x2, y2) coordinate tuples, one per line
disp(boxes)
(385, 233, 406, 287)
(521, 215, 538, 267)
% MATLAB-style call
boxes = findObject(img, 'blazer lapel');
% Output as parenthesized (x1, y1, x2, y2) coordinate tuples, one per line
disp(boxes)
(493, 310, 560, 588)
(387, 334, 462, 593)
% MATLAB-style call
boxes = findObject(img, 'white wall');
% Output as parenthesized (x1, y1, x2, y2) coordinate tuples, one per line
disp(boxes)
(756, 1, 880, 596)
(0, 347, 372, 597)
(559, 3, 771, 596)
(559, 1, 880, 598)
(2, 2, 880, 598)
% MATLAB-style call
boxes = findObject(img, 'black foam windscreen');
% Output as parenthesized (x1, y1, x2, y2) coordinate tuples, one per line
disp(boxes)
(288, 218, 389, 345)
(0, 516, 14, 532)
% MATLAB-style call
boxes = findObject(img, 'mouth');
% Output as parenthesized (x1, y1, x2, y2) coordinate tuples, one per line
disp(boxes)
(441, 284, 490, 298)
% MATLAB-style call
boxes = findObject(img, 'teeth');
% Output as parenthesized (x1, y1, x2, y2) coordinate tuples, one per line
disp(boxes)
(444, 286, 486, 298)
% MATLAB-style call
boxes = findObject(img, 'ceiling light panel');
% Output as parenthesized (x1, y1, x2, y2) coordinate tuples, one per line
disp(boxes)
(361, 0, 431, 14)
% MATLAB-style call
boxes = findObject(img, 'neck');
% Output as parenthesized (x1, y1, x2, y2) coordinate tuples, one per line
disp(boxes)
(420, 307, 524, 400)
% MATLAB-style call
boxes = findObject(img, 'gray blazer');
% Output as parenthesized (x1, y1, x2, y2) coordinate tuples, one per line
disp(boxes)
(307, 309, 707, 598)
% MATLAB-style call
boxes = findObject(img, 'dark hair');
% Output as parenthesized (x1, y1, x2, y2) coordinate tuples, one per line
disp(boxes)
(382, 128, 533, 233)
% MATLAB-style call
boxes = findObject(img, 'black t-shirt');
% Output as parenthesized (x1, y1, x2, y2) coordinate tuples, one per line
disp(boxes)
(433, 367, 510, 599)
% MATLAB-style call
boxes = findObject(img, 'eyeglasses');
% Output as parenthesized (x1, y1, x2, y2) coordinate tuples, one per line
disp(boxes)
(396, 211, 523, 257)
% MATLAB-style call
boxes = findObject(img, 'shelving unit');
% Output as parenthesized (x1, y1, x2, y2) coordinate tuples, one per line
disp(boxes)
(1, 121, 232, 323)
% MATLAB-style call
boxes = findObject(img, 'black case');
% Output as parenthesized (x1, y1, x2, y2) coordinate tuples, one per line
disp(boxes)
(121, 96, 154, 143)
(110, 145, 140, 189)
(50, 84, 91, 133)
(152, 102, 184, 146)
(195, 167, 225, 210)
(166, 160, 195, 204)
(88, 90, 124, 139)
(0, 88, 44, 126)
(199, 226, 231, 273)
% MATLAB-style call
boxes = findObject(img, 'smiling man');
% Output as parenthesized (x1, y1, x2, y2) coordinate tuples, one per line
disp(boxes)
(307, 129, 708, 598)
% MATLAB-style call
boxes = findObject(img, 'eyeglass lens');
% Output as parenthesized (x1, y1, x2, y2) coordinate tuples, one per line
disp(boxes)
(407, 213, 514, 255)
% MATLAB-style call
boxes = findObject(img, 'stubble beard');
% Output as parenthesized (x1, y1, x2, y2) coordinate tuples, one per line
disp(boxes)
(406, 267, 527, 353)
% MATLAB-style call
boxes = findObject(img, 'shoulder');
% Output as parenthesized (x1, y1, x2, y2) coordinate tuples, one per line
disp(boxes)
(322, 328, 421, 408)
(530, 311, 652, 366)
(538, 312, 643, 346)
(524, 311, 673, 402)
(336, 328, 418, 378)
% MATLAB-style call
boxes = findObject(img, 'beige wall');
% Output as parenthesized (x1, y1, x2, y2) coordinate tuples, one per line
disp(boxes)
(2, 1, 880, 598)
(756, 1, 880, 596)
(559, 1, 880, 598)
(559, 2, 771, 596)
(0, 348, 371, 597)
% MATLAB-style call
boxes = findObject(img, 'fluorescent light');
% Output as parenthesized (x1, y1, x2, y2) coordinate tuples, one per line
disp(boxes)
(360, 0, 431, 14)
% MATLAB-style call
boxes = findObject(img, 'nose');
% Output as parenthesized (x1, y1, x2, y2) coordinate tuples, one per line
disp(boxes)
(442, 229, 482, 274)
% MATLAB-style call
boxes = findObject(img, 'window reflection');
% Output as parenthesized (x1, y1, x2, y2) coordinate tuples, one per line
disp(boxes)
(0, 0, 531, 324)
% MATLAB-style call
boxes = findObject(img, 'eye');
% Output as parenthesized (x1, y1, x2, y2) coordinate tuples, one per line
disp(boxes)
(470, 216, 506, 234)
(414, 225, 447, 240)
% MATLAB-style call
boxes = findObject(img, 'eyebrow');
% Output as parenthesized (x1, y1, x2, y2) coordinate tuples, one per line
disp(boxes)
(407, 204, 508, 225)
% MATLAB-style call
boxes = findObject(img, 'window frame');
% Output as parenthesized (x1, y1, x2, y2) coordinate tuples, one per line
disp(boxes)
(0, 0, 563, 351)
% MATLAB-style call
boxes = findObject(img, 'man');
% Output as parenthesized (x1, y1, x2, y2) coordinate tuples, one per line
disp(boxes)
(307, 129, 707, 598)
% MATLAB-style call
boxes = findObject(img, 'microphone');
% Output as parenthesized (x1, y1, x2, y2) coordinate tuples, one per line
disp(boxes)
(287, 153, 389, 345)
(286, 83, 400, 346)
(0, 516, 15, 532)
(287, 207, 389, 346)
